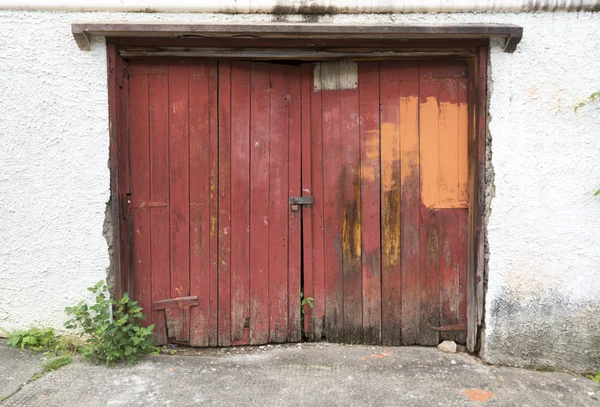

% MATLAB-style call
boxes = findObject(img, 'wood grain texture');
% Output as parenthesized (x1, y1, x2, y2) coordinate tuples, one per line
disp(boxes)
(321, 65, 345, 343)
(301, 63, 316, 339)
(230, 61, 251, 346)
(288, 66, 303, 343)
(268, 64, 290, 343)
(218, 61, 232, 347)
(308, 63, 326, 342)
(207, 62, 219, 347)
(249, 62, 271, 345)
(419, 62, 441, 345)
(340, 65, 362, 344)
(128, 60, 153, 331)
(379, 60, 402, 346)
(148, 60, 169, 345)
(168, 60, 191, 343)
(358, 62, 382, 345)
(189, 60, 218, 347)
(398, 62, 421, 345)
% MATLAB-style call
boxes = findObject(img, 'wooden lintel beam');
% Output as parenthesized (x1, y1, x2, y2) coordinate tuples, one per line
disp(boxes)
(72, 22, 523, 52)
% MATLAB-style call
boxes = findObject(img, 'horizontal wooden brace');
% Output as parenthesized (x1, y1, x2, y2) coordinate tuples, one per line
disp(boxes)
(154, 296, 199, 310)
(72, 22, 523, 53)
(129, 201, 167, 209)
(432, 323, 467, 331)
(119, 46, 477, 60)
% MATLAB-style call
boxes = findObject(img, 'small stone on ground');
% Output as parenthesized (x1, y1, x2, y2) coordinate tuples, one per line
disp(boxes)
(438, 340, 457, 354)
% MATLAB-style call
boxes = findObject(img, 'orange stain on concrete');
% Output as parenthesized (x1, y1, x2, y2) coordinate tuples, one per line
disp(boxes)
(360, 351, 392, 361)
(420, 96, 468, 209)
(461, 389, 494, 402)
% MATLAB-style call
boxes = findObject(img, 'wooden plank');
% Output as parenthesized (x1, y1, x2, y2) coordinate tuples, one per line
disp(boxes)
(74, 22, 523, 52)
(249, 62, 271, 345)
(398, 62, 421, 345)
(189, 60, 217, 346)
(379, 60, 402, 346)
(168, 60, 191, 342)
(218, 61, 232, 347)
(230, 61, 252, 346)
(207, 62, 219, 347)
(419, 62, 441, 345)
(148, 60, 169, 345)
(465, 46, 487, 352)
(268, 64, 290, 343)
(309, 63, 326, 341)
(358, 61, 382, 345)
(300, 63, 315, 339)
(120, 47, 476, 60)
(438, 76, 460, 207)
(338, 61, 362, 344)
(438, 64, 470, 344)
(320, 63, 344, 343)
(438, 209, 467, 344)
(128, 60, 153, 328)
(121, 56, 132, 297)
(288, 65, 303, 343)
(154, 296, 199, 310)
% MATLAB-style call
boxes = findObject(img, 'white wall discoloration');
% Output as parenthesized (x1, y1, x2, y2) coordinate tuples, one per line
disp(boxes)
(0, 10, 599, 372)
(1, 0, 600, 13)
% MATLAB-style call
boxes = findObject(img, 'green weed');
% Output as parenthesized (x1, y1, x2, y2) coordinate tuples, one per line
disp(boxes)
(65, 281, 157, 366)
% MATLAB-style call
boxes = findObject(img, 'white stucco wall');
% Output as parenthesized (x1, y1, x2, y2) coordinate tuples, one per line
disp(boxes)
(0, 10, 598, 372)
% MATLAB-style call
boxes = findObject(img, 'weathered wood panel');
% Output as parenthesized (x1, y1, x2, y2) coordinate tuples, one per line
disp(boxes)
(128, 60, 152, 332)
(308, 63, 326, 341)
(218, 61, 232, 347)
(339, 62, 362, 344)
(268, 64, 290, 343)
(288, 67, 303, 343)
(379, 61, 402, 346)
(168, 60, 191, 343)
(230, 61, 251, 346)
(358, 62, 382, 345)
(189, 60, 218, 347)
(249, 62, 272, 345)
(148, 60, 170, 345)
(398, 62, 421, 346)
(320, 62, 346, 343)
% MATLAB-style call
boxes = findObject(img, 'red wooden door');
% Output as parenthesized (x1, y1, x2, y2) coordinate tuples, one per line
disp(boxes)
(126, 59, 301, 346)
(302, 60, 469, 346)
(125, 58, 469, 348)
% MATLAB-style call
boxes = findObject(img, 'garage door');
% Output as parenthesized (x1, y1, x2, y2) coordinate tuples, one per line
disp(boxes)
(124, 59, 468, 347)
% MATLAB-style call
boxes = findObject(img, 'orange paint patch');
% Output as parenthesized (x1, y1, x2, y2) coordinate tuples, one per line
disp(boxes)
(399, 96, 419, 184)
(419, 96, 468, 209)
(380, 122, 399, 193)
(461, 389, 494, 402)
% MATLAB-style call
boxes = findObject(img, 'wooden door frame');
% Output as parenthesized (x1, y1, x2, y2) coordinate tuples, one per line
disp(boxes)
(107, 38, 487, 353)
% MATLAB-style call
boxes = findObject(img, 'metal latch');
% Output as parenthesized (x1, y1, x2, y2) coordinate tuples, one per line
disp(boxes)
(289, 196, 314, 212)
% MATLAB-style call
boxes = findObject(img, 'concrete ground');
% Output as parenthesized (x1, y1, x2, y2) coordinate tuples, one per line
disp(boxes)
(1, 340, 598, 406)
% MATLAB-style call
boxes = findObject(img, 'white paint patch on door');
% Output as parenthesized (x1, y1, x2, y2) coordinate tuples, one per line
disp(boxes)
(313, 61, 358, 92)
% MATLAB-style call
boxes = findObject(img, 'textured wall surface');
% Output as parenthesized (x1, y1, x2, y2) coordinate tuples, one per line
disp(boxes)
(0, 10, 598, 372)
